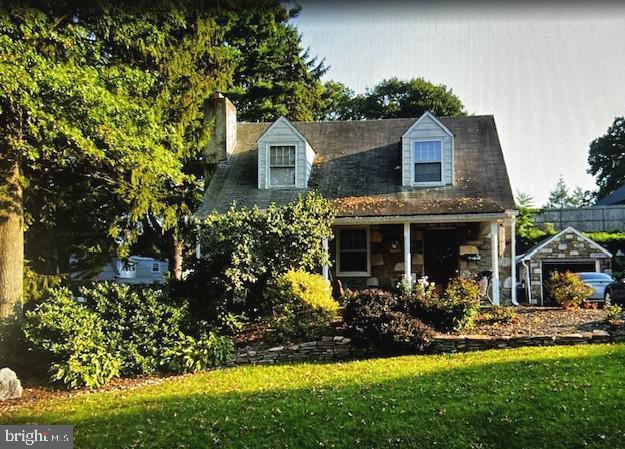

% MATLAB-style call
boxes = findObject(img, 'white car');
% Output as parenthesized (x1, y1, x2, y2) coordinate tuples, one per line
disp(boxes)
(576, 272, 614, 301)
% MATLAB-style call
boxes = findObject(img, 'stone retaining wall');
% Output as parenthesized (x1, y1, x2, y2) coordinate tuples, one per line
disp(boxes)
(233, 329, 625, 365)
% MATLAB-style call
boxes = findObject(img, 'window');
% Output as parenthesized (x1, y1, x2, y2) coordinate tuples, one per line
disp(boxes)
(269, 145, 296, 186)
(337, 228, 370, 276)
(151, 262, 160, 273)
(413, 140, 442, 183)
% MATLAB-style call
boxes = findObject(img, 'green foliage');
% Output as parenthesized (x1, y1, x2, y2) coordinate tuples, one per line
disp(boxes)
(320, 77, 465, 120)
(23, 283, 232, 388)
(197, 193, 335, 317)
(545, 176, 595, 208)
(547, 271, 594, 309)
(588, 116, 625, 199)
(479, 306, 517, 325)
(605, 304, 622, 322)
(343, 289, 433, 350)
(23, 265, 67, 307)
(269, 270, 339, 340)
(409, 276, 481, 332)
(23, 288, 121, 389)
(160, 332, 234, 374)
(224, 2, 327, 122)
(81, 283, 188, 376)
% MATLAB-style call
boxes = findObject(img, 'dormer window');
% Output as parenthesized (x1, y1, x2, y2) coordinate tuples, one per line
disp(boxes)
(269, 145, 296, 187)
(413, 140, 442, 183)
(257, 116, 315, 189)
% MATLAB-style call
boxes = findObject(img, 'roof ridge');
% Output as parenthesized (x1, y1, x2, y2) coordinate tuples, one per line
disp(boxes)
(238, 114, 494, 126)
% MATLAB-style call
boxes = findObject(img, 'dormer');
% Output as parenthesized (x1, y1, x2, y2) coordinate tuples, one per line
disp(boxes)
(257, 116, 315, 189)
(401, 111, 454, 187)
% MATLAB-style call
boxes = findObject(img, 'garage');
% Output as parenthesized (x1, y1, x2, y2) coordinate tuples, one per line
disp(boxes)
(517, 227, 612, 305)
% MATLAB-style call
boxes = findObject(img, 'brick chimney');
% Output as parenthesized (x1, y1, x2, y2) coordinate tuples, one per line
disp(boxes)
(205, 93, 237, 162)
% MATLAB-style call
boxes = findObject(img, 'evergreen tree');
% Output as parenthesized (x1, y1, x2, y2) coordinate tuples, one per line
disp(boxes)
(588, 116, 625, 199)
(224, 2, 327, 122)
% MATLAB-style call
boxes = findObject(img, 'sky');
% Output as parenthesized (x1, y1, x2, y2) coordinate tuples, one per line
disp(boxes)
(292, 1, 625, 205)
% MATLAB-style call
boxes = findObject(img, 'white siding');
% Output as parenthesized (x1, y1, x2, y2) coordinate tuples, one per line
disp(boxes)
(257, 117, 315, 189)
(401, 113, 454, 187)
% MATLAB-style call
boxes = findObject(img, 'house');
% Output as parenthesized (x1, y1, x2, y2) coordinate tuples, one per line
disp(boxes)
(596, 185, 625, 206)
(89, 256, 169, 285)
(516, 227, 612, 305)
(196, 94, 518, 304)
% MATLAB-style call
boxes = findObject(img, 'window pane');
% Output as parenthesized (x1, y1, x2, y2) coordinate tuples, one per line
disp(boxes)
(339, 229, 367, 250)
(339, 252, 368, 273)
(413, 141, 441, 162)
(270, 146, 295, 167)
(270, 167, 295, 185)
(414, 162, 442, 182)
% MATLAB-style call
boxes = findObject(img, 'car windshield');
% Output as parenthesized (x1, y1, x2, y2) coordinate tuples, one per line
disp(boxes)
(577, 272, 613, 281)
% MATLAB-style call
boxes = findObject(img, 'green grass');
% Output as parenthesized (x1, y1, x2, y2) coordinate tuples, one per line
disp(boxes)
(4, 344, 625, 449)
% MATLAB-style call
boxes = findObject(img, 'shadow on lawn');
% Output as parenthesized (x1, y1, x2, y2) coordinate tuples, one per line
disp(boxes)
(6, 345, 625, 449)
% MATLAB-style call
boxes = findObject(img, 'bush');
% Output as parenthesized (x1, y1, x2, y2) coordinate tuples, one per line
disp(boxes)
(343, 289, 433, 350)
(24, 288, 121, 389)
(23, 284, 232, 389)
(160, 332, 234, 374)
(548, 271, 594, 308)
(197, 193, 335, 318)
(409, 276, 481, 332)
(479, 306, 517, 324)
(81, 283, 188, 376)
(605, 304, 623, 322)
(269, 270, 339, 340)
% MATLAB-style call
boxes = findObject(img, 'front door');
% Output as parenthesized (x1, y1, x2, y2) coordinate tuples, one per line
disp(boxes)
(424, 229, 459, 287)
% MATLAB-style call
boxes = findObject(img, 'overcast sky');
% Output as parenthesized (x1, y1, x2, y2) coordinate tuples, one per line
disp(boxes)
(293, 2, 625, 205)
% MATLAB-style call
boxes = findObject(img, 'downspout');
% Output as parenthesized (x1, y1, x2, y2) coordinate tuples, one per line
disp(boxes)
(511, 216, 519, 306)
(521, 259, 532, 305)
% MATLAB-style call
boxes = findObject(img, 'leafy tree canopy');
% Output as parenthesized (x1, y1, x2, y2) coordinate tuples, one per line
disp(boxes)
(317, 77, 465, 120)
(588, 116, 625, 199)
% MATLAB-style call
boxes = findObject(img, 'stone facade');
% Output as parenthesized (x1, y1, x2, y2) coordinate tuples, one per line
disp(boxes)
(520, 228, 612, 304)
(331, 221, 514, 304)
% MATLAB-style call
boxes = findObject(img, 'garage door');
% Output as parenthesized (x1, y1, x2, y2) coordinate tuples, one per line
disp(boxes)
(542, 261, 597, 304)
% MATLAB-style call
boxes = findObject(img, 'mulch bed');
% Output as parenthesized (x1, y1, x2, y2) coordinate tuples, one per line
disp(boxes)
(468, 306, 609, 337)
(0, 373, 186, 416)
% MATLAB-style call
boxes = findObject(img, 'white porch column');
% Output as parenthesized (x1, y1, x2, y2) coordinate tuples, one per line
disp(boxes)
(322, 238, 329, 281)
(510, 216, 518, 305)
(403, 223, 412, 284)
(490, 221, 500, 305)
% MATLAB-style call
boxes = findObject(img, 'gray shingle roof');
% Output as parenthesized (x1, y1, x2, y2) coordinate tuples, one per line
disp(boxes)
(196, 115, 515, 218)
(596, 185, 625, 206)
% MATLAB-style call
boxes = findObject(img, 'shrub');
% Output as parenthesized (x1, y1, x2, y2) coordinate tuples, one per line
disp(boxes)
(160, 332, 234, 374)
(343, 289, 433, 350)
(479, 306, 517, 324)
(81, 283, 188, 376)
(269, 270, 339, 340)
(24, 284, 232, 389)
(409, 276, 481, 332)
(548, 271, 594, 308)
(24, 288, 121, 389)
(605, 304, 623, 322)
(197, 193, 335, 318)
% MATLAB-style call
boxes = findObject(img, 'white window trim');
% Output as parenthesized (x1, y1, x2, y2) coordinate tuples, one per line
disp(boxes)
(151, 262, 161, 273)
(410, 138, 445, 187)
(336, 226, 371, 277)
(267, 142, 298, 188)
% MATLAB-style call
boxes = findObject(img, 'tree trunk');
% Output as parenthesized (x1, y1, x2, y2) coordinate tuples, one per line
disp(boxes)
(0, 156, 24, 319)
(169, 233, 183, 281)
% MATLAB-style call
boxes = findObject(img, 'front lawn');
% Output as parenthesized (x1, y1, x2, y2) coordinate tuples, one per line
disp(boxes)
(4, 344, 625, 449)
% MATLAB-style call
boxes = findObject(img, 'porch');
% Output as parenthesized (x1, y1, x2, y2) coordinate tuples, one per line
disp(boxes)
(323, 215, 516, 305)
